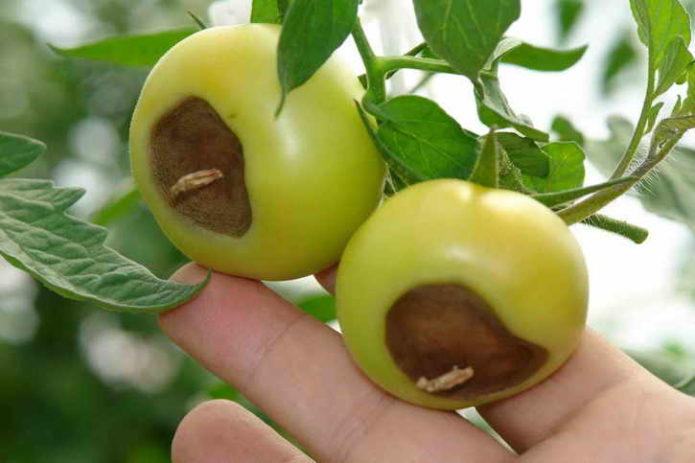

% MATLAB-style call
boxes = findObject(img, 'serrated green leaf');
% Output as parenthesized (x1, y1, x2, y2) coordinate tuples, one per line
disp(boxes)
(277, 0, 358, 110)
(0, 179, 207, 312)
(630, 0, 691, 66)
(501, 42, 587, 72)
(356, 103, 422, 186)
(526, 142, 585, 193)
(0, 132, 45, 177)
(52, 28, 197, 67)
(496, 132, 550, 177)
(655, 37, 693, 96)
(555, 0, 584, 42)
(475, 75, 549, 142)
(371, 96, 478, 181)
(251, 0, 282, 23)
(413, 0, 521, 81)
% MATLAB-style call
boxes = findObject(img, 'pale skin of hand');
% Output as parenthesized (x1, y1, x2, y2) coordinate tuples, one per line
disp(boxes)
(160, 264, 695, 462)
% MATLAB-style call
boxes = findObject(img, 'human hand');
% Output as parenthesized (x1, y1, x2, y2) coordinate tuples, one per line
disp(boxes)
(159, 264, 695, 462)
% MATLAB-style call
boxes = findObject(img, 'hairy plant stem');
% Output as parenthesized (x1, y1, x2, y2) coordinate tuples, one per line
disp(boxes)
(610, 61, 656, 179)
(351, 19, 386, 104)
(558, 135, 680, 224)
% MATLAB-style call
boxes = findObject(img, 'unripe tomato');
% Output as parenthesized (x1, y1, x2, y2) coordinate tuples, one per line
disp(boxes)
(130, 25, 385, 281)
(336, 179, 588, 409)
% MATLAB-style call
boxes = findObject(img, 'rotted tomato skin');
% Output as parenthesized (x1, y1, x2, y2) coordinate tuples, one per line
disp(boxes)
(130, 24, 385, 281)
(336, 179, 588, 410)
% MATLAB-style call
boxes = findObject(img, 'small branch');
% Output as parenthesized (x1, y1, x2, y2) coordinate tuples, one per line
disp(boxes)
(352, 18, 386, 104)
(416, 366, 475, 393)
(380, 56, 460, 75)
(170, 169, 224, 198)
(532, 177, 636, 208)
(581, 214, 649, 244)
(610, 59, 656, 180)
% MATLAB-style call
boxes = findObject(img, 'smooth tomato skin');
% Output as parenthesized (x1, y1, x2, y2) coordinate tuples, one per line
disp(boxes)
(336, 179, 588, 409)
(130, 25, 385, 281)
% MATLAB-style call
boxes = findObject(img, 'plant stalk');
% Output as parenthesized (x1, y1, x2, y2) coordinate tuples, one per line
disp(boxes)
(352, 19, 387, 104)
(610, 59, 656, 180)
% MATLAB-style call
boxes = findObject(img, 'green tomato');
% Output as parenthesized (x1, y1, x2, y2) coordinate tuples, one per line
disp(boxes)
(130, 25, 385, 281)
(336, 179, 588, 409)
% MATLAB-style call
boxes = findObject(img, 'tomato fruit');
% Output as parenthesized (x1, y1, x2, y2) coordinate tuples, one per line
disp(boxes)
(336, 179, 588, 409)
(130, 24, 385, 281)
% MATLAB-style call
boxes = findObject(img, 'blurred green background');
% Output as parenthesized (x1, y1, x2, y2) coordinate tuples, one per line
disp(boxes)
(1, 0, 694, 461)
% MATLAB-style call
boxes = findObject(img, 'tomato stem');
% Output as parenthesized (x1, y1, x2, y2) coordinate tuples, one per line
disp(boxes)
(610, 64, 656, 180)
(351, 19, 387, 103)
(379, 56, 460, 75)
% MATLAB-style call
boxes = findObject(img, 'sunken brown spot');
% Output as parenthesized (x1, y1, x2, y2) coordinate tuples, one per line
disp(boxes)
(151, 97, 251, 236)
(386, 284, 548, 399)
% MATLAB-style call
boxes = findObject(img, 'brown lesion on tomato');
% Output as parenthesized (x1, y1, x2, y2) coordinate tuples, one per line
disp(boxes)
(150, 97, 252, 237)
(386, 284, 548, 399)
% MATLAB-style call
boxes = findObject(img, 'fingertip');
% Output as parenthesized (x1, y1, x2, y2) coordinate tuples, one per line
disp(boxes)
(170, 262, 209, 284)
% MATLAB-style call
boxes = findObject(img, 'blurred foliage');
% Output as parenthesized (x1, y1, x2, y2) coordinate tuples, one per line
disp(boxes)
(0, 0, 219, 461)
(554, 0, 584, 43)
(601, 32, 639, 96)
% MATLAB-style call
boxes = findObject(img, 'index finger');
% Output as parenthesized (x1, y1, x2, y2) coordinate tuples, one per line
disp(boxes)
(160, 264, 515, 463)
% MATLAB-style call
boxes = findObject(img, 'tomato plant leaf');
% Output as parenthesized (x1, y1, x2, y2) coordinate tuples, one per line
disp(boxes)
(655, 37, 693, 96)
(51, 28, 196, 67)
(629, 0, 691, 68)
(526, 142, 585, 193)
(355, 103, 423, 186)
(0, 132, 45, 177)
(277, 0, 358, 110)
(475, 75, 550, 142)
(501, 42, 588, 72)
(469, 130, 500, 188)
(370, 96, 478, 181)
(251, 0, 282, 23)
(552, 115, 585, 146)
(0, 179, 207, 312)
(496, 132, 550, 178)
(413, 0, 521, 81)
